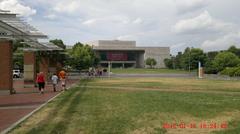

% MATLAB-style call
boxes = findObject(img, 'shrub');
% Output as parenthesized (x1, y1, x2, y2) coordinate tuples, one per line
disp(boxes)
(145, 58, 157, 68)
(213, 52, 240, 72)
(221, 67, 240, 77)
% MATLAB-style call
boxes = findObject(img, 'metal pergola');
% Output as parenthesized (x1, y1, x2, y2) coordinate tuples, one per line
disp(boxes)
(0, 10, 63, 50)
(0, 10, 62, 94)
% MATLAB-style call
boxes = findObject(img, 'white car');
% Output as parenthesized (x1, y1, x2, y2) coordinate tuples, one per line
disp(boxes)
(13, 70, 21, 78)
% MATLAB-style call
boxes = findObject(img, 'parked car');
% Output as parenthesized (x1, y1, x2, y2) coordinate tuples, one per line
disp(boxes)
(13, 70, 21, 78)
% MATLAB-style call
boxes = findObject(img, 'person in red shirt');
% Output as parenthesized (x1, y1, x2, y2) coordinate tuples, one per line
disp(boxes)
(36, 72, 45, 94)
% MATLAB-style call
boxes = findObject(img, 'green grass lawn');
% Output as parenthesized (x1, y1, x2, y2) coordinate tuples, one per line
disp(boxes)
(10, 78, 240, 134)
(111, 68, 191, 74)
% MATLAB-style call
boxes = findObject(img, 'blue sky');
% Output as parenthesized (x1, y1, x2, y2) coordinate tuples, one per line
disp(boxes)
(1, 0, 240, 54)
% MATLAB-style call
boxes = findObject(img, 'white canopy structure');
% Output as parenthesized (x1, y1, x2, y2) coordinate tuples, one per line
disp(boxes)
(0, 10, 62, 50)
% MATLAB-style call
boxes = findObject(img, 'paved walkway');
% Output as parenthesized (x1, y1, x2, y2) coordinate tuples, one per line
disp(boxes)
(0, 79, 79, 132)
(111, 73, 196, 78)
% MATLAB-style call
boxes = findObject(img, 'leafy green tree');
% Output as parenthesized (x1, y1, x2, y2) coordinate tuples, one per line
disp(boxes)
(204, 51, 219, 74)
(180, 47, 191, 70)
(70, 42, 98, 70)
(175, 52, 183, 69)
(164, 58, 173, 69)
(12, 39, 29, 52)
(204, 59, 218, 74)
(206, 51, 219, 60)
(181, 48, 207, 70)
(213, 52, 240, 72)
(12, 39, 30, 70)
(145, 58, 157, 68)
(228, 45, 240, 57)
(50, 39, 66, 49)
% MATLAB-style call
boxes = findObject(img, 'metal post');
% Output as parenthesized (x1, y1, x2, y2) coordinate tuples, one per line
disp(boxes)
(108, 61, 111, 78)
(188, 50, 191, 74)
(198, 61, 203, 79)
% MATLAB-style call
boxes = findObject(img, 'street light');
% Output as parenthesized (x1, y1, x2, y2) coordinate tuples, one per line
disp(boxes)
(188, 48, 191, 74)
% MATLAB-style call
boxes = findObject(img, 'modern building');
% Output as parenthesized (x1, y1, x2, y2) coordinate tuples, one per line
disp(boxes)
(88, 40, 170, 68)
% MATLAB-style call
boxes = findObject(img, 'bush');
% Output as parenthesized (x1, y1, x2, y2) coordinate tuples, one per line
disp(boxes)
(213, 52, 240, 72)
(221, 67, 240, 77)
(204, 60, 218, 74)
(234, 68, 240, 76)
(164, 58, 173, 69)
(145, 58, 157, 68)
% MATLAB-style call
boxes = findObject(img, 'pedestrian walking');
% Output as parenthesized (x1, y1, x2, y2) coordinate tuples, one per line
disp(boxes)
(36, 72, 45, 94)
(51, 73, 58, 92)
(59, 70, 67, 91)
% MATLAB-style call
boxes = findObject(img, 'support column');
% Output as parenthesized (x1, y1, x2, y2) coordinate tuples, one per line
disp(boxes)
(39, 56, 49, 83)
(56, 62, 63, 74)
(24, 51, 36, 87)
(49, 59, 57, 75)
(0, 39, 14, 94)
(108, 61, 111, 77)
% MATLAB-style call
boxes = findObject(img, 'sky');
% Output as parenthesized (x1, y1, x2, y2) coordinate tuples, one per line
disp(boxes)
(0, 0, 240, 54)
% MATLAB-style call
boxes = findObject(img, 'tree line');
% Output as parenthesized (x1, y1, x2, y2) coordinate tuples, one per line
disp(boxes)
(164, 45, 240, 76)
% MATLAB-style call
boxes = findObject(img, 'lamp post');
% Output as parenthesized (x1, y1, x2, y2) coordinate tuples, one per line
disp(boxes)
(108, 61, 111, 78)
(188, 48, 191, 74)
(198, 61, 203, 79)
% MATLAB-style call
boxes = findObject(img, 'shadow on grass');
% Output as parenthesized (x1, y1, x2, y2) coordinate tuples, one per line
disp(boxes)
(23, 79, 91, 134)
(49, 80, 88, 134)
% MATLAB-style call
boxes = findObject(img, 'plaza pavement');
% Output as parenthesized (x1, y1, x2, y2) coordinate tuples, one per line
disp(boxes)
(0, 78, 79, 133)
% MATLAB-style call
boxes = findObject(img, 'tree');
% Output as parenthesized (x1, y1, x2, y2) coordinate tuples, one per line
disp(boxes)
(204, 59, 218, 74)
(228, 45, 240, 57)
(206, 51, 219, 60)
(204, 51, 219, 74)
(181, 48, 207, 70)
(50, 39, 66, 49)
(164, 58, 173, 69)
(145, 58, 157, 68)
(213, 52, 240, 72)
(175, 52, 183, 69)
(12, 39, 30, 70)
(69, 42, 98, 70)
(12, 39, 29, 52)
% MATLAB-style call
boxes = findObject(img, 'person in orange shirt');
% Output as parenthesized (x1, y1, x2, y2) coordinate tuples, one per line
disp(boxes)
(58, 70, 67, 91)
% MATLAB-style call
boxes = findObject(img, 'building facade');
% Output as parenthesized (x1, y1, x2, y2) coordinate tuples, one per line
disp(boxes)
(88, 40, 170, 68)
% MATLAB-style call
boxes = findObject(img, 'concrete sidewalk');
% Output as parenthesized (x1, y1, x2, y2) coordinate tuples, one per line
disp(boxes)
(0, 79, 79, 132)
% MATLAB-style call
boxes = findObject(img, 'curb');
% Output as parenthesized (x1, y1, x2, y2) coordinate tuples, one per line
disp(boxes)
(1, 83, 78, 134)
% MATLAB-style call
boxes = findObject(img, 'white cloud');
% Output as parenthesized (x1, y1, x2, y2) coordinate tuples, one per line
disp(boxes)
(0, 0, 36, 16)
(132, 18, 143, 24)
(82, 16, 143, 27)
(53, 1, 79, 14)
(173, 11, 234, 34)
(82, 15, 131, 26)
(175, 0, 207, 14)
(171, 43, 186, 49)
(82, 19, 97, 26)
(44, 14, 57, 20)
(117, 32, 145, 40)
(17, 0, 240, 53)
(117, 34, 135, 40)
(201, 32, 240, 51)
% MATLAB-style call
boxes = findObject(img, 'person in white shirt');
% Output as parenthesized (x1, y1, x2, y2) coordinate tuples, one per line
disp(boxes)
(51, 73, 58, 92)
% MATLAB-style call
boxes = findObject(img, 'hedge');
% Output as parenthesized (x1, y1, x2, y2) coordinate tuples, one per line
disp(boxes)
(221, 67, 240, 77)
